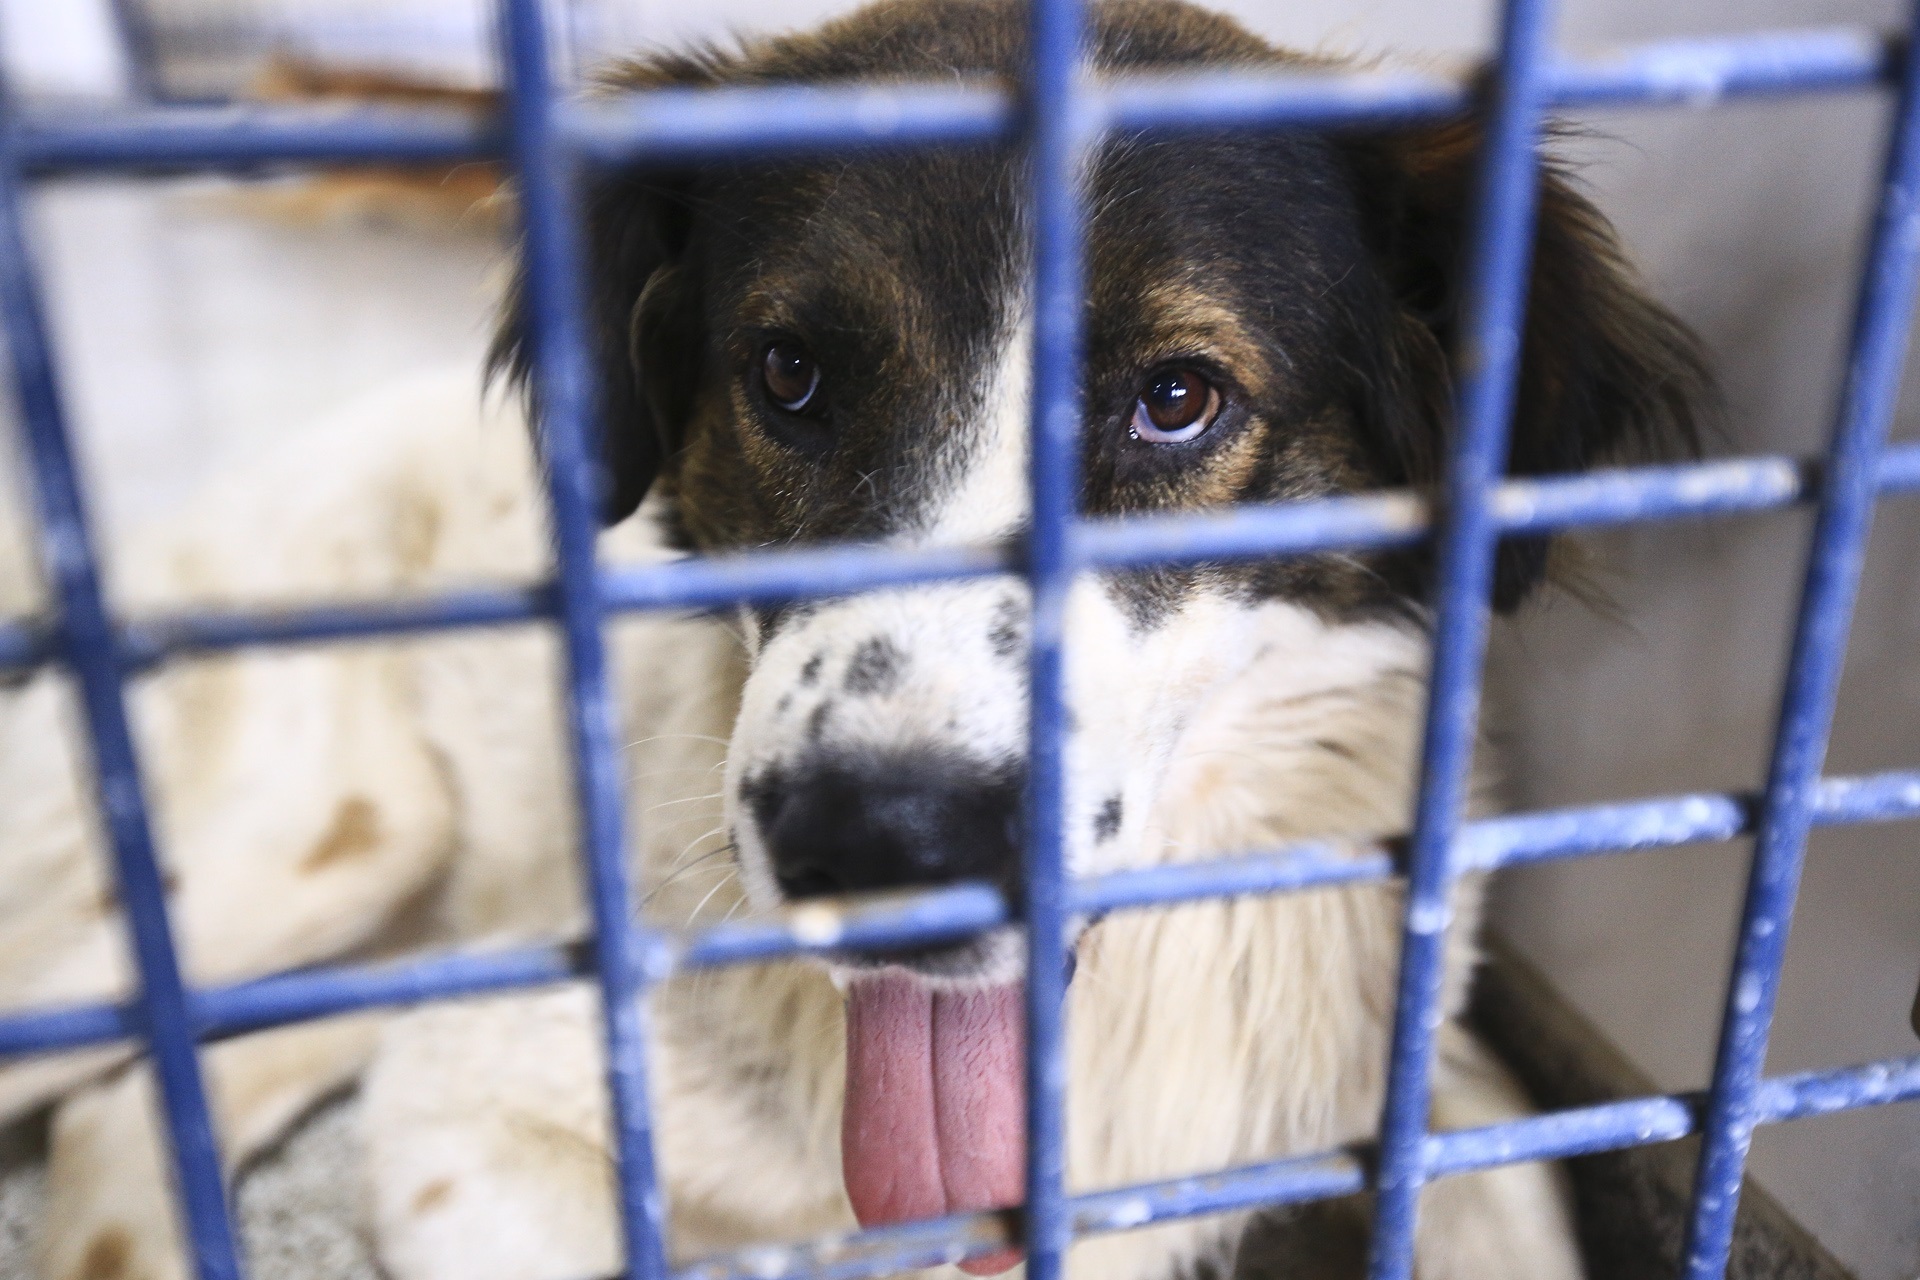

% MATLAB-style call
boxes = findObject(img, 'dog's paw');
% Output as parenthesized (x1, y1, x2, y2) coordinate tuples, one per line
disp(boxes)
(45, 1224, 171, 1280)
(364, 987, 619, 1280)
(41, 1067, 190, 1280)
(39, 1017, 382, 1280)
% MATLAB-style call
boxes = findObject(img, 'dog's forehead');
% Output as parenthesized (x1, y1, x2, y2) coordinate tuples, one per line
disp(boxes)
(681, 153, 1028, 549)
(704, 134, 1352, 332)
(709, 154, 1021, 332)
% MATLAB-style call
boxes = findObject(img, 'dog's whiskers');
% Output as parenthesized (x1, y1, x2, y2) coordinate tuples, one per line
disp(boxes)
(683, 869, 741, 928)
(653, 848, 728, 889)
(643, 790, 726, 815)
(647, 861, 736, 907)
(645, 836, 733, 905)
(624, 732, 731, 750)
(626, 760, 730, 783)
(661, 830, 731, 875)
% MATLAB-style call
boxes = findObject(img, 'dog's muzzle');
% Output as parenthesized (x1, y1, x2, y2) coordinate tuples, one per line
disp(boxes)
(749, 749, 1023, 901)
(746, 753, 1086, 1276)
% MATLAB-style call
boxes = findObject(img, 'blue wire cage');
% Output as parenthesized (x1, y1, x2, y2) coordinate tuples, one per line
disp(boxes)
(2, 2, 1919, 1279)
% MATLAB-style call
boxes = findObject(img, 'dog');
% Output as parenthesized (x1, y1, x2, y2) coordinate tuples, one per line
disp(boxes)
(0, 2, 1711, 1278)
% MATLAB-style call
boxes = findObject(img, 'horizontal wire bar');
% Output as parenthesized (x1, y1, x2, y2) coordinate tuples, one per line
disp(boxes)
(1466, 767, 1920, 869)
(1491, 455, 1812, 535)
(1072, 766, 1920, 929)
(1082, 443, 1916, 572)
(117, 584, 555, 670)
(0, 945, 584, 1060)
(1879, 435, 1920, 489)
(1072, 1149, 1369, 1234)
(0, 998, 137, 1057)
(565, 84, 1017, 165)
(1426, 1096, 1699, 1178)
(1461, 793, 1752, 869)
(1097, 68, 1465, 134)
(0, 616, 52, 669)
(596, 539, 1017, 613)
(194, 942, 587, 1041)
(1056, 763, 1920, 931)
(10, 26, 1906, 176)
(16, 105, 504, 172)
(1072, 843, 1397, 914)
(1752, 1051, 1920, 1122)
(1547, 26, 1902, 109)
(1425, 1052, 1920, 1179)
(0, 887, 1009, 1057)
(11, 443, 1915, 678)
(1101, 27, 1902, 134)
(1807, 767, 1920, 823)
(671, 882, 1010, 974)
(1073, 490, 1428, 570)
(3, 768, 1913, 1061)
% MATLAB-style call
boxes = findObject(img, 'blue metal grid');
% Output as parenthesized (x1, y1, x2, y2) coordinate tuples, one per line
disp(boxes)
(0, 1, 1918, 1278)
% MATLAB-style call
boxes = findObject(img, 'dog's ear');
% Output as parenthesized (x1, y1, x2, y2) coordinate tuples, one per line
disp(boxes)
(1339, 122, 1715, 610)
(489, 169, 704, 526)
(491, 51, 737, 525)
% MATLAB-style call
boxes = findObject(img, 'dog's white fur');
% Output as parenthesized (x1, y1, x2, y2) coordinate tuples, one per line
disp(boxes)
(0, 367, 1581, 1280)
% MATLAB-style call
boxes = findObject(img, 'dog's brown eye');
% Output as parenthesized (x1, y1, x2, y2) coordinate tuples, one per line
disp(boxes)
(761, 341, 822, 413)
(1131, 369, 1220, 444)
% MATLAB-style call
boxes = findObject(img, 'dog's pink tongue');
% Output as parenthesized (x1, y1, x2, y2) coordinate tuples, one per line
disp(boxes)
(843, 973, 1025, 1276)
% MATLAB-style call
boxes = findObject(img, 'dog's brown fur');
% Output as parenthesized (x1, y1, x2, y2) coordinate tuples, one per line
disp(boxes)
(231, 54, 505, 231)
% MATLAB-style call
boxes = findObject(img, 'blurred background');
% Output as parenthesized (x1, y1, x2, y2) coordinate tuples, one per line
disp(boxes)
(0, 0, 1914, 1277)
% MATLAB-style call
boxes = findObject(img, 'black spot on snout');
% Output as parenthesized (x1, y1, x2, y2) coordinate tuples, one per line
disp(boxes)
(807, 703, 831, 743)
(1093, 795, 1123, 842)
(799, 654, 824, 685)
(843, 637, 904, 696)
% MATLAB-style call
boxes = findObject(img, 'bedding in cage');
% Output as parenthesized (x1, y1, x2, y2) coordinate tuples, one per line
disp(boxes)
(1, 2, 1918, 1280)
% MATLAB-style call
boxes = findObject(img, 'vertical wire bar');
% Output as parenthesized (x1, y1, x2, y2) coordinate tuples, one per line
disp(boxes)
(1680, 5, 1920, 1276)
(0, 91, 241, 1280)
(105, 0, 166, 102)
(1363, 1, 1557, 1276)
(1023, 0, 1089, 1275)
(493, 2, 670, 1276)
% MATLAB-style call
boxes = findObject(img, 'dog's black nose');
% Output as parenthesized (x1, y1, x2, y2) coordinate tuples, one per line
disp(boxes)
(751, 754, 1023, 899)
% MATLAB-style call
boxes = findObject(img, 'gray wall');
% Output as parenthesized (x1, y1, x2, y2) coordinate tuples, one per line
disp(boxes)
(3, 0, 1916, 1277)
